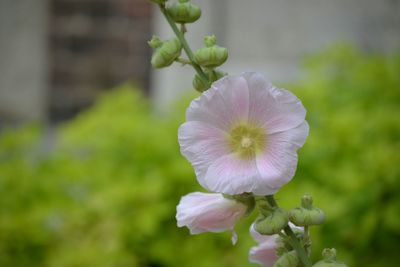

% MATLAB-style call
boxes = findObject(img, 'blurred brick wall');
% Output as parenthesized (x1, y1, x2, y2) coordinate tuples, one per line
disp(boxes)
(49, 0, 152, 121)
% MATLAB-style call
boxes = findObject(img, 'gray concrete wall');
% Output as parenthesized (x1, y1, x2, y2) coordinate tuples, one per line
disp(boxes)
(151, 0, 400, 110)
(0, 0, 49, 122)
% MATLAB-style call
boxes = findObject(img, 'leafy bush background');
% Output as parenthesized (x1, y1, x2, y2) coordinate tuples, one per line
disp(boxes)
(1, 47, 399, 266)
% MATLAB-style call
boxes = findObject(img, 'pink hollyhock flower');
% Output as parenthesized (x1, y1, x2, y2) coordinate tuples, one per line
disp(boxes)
(178, 72, 309, 195)
(249, 223, 279, 267)
(176, 192, 248, 244)
(249, 223, 303, 267)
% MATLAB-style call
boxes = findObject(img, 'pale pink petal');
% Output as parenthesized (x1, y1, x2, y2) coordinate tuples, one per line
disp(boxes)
(268, 121, 309, 148)
(250, 223, 277, 243)
(242, 72, 306, 134)
(249, 223, 303, 267)
(203, 154, 260, 195)
(178, 121, 230, 188)
(253, 122, 309, 195)
(249, 242, 279, 267)
(176, 192, 247, 236)
(186, 76, 250, 131)
(249, 223, 279, 267)
(242, 72, 273, 93)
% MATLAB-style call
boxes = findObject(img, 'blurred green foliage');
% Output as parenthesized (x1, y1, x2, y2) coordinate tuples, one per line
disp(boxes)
(0, 46, 399, 267)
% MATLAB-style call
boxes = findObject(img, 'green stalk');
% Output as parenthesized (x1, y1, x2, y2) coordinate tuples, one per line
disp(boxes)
(158, 4, 209, 86)
(265, 195, 312, 267)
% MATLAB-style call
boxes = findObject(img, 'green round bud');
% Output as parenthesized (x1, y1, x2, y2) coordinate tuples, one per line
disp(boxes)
(289, 195, 325, 226)
(194, 35, 228, 68)
(313, 248, 347, 267)
(150, 37, 182, 68)
(289, 207, 325, 226)
(204, 35, 217, 46)
(214, 70, 227, 80)
(301, 194, 314, 209)
(167, 0, 201, 24)
(148, 36, 163, 49)
(193, 74, 208, 92)
(273, 250, 299, 267)
(193, 69, 227, 92)
(254, 208, 288, 235)
(208, 69, 227, 83)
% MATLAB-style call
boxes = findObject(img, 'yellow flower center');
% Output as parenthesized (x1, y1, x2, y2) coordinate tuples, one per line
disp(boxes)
(228, 124, 266, 160)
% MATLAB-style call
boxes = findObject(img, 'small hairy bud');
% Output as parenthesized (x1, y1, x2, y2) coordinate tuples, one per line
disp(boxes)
(167, 0, 201, 24)
(273, 250, 299, 267)
(194, 35, 228, 68)
(254, 208, 288, 235)
(149, 37, 182, 68)
(289, 195, 325, 226)
(313, 248, 347, 267)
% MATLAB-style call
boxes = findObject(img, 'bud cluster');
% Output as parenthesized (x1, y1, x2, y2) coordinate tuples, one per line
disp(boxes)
(147, 0, 229, 92)
(248, 195, 347, 267)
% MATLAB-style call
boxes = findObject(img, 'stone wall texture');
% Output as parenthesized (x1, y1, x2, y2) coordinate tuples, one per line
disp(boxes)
(49, 0, 153, 120)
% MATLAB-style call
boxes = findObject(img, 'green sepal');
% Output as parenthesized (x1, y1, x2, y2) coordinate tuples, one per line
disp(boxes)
(254, 208, 288, 235)
(194, 35, 228, 68)
(193, 69, 227, 92)
(192, 74, 208, 92)
(289, 195, 326, 226)
(313, 248, 347, 267)
(149, 37, 182, 68)
(273, 250, 300, 267)
(167, 0, 201, 24)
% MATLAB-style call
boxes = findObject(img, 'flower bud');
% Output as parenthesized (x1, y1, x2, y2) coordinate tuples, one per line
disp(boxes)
(194, 35, 228, 68)
(313, 248, 347, 267)
(254, 208, 288, 235)
(167, 0, 201, 24)
(208, 69, 227, 83)
(192, 69, 227, 92)
(273, 250, 299, 267)
(192, 74, 209, 92)
(148, 36, 182, 68)
(289, 195, 325, 226)
(176, 192, 248, 244)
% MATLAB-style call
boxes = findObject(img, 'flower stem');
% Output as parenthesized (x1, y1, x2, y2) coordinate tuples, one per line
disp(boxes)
(158, 4, 209, 86)
(265, 195, 312, 267)
(304, 225, 311, 256)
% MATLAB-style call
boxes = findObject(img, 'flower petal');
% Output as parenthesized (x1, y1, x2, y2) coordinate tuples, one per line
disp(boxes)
(203, 154, 260, 195)
(253, 122, 309, 195)
(250, 223, 276, 243)
(178, 121, 230, 188)
(176, 192, 247, 235)
(249, 233, 279, 267)
(242, 72, 306, 133)
(186, 76, 250, 131)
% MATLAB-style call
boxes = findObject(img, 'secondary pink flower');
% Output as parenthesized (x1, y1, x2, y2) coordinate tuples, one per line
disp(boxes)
(249, 223, 279, 267)
(178, 72, 309, 195)
(176, 192, 248, 243)
(249, 223, 303, 267)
